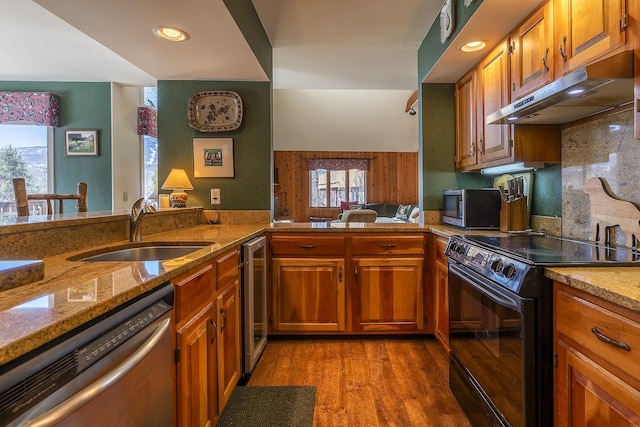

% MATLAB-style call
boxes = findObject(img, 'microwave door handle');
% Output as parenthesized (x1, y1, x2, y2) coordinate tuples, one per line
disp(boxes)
(22, 318, 171, 427)
(449, 264, 522, 313)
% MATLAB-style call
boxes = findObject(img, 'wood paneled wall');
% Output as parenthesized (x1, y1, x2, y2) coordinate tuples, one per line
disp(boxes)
(274, 151, 418, 222)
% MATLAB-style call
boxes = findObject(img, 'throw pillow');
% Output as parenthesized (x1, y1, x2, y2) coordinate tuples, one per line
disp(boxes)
(395, 204, 412, 220)
(340, 201, 360, 212)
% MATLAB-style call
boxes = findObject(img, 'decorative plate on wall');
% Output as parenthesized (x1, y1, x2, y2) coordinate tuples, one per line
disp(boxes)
(440, 0, 455, 44)
(187, 90, 243, 132)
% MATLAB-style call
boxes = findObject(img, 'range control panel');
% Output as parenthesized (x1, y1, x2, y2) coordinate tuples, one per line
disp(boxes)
(445, 236, 532, 293)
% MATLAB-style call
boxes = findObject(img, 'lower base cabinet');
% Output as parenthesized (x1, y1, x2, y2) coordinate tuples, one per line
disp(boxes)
(554, 282, 640, 426)
(173, 247, 242, 427)
(272, 258, 345, 332)
(352, 257, 423, 331)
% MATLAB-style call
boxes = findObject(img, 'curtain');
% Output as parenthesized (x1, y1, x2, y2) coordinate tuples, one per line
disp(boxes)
(137, 106, 158, 137)
(0, 92, 60, 127)
(306, 158, 369, 171)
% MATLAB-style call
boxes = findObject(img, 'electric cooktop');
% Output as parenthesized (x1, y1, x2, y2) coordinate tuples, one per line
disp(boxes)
(462, 234, 640, 266)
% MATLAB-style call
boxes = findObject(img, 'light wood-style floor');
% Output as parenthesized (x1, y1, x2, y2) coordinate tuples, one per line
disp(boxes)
(247, 337, 472, 427)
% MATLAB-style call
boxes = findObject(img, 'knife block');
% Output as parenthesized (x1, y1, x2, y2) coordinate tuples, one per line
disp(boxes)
(500, 197, 529, 232)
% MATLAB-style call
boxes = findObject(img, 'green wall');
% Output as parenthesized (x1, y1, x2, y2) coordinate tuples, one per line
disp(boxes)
(0, 81, 112, 211)
(420, 84, 492, 211)
(157, 80, 271, 210)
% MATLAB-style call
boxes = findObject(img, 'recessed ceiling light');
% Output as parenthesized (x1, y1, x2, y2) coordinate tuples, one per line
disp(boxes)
(153, 26, 188, 42)
(459, 41, 486, 53)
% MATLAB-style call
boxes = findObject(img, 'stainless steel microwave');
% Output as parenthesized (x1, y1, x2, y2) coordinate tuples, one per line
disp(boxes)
(442, 189, 501, 229)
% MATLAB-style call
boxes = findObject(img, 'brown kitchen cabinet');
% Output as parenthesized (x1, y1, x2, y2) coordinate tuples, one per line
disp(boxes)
(351, 235, 424, 331)
(216, 276, 241, 410)
(455, 68, 479, 170)
(554, 282, 640, 426)
(172, 247, 242, 427)
(173, 262, 219, 427)
(477, 38, 512, 167)
(554, 0, 628, 76)
(433, 236, 450, 351)
(510, 2, 554, 99)
(271, 234, 346, 332)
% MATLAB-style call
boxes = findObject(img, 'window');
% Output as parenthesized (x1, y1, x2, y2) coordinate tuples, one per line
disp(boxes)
(0, 124, 53, 216)
(308, 158, 368, 208)
(142, 87, 158, 204)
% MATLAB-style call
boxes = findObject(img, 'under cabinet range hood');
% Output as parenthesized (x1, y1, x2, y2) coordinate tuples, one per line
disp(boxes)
(487, 51, 634, 125)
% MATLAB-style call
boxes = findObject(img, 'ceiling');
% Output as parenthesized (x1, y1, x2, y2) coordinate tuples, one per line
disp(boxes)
(2, 0, 544, 89)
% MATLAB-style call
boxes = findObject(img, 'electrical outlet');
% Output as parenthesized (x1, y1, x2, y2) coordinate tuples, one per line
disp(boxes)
(210, 189, 221, 205)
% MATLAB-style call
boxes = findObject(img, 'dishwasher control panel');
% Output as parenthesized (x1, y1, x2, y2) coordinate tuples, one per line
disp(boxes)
(77, 300, 171, 372)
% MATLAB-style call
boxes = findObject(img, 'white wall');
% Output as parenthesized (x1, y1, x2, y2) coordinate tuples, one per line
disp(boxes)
(273, 89, 418, 152)
(111, 84, 143, 211)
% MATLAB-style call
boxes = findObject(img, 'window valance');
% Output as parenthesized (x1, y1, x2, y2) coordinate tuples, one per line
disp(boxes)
(306, 158, 369, 171)
(137, 106, 157, 137)
(0, 92, 60, 127)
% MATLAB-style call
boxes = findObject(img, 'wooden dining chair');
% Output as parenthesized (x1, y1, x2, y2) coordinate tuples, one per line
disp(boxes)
(12, 178, 88, 217)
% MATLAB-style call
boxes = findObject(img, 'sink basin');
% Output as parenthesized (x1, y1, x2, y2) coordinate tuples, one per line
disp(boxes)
(69, 242, 212, 262)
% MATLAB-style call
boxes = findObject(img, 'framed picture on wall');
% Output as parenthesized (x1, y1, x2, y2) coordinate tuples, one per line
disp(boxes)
(65, 130, 98, 156)
(193, 137, 234, 178)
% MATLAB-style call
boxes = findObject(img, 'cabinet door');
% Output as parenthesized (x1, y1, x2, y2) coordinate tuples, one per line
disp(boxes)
(455, 69, 479, 170)
(434, 259, 449, 352)
(511, 2, 554, 99)
(352, 257, 423, 331)
(217, 281, 241, 410)
(176, 302, 218, 427)
(272, 258, 345, 332)
(555, 341, 640, 426)
(555, 0, 627, 74)
(478, 39, 512, 165)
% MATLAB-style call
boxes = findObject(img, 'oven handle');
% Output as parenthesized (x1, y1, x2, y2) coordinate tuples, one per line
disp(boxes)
(449, 263, 523, 314)
(22, 317, 171, 427)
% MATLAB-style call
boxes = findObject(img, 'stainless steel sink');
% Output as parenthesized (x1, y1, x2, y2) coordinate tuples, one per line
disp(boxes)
(69, 242, 211, 262)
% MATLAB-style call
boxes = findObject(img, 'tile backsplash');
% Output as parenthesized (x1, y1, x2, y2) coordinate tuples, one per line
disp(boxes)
(562, 109, 640, 246)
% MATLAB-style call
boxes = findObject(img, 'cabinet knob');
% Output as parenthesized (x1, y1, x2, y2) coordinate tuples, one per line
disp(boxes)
(300, 244, 316, 249)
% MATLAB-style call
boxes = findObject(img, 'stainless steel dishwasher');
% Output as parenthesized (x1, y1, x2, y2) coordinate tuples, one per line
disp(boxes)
(0, 282, 174, 427)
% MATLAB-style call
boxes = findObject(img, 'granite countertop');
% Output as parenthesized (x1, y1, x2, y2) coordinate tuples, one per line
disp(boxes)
(0, 224, 266, 366)
(546, 266, 640, 313)
(3, 218, 638, 367)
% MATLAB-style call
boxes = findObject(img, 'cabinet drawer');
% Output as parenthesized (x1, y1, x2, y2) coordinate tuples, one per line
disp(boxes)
(556, 287, 640, 383)
(173, 262, 214, 323)
(435, 236, 449, 264)
(216, 248, 240, 290)
(271, 235, 345, 256)
(352, 235, 424, 255)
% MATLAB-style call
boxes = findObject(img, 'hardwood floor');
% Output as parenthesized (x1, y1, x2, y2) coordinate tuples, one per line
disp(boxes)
(247, 337, 472, 426)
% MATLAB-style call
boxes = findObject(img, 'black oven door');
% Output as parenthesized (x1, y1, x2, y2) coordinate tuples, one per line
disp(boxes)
(448, 262, 537, 427)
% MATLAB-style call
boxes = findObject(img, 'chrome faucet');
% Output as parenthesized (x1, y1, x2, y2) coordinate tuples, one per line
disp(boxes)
(130, 198, 156, 242)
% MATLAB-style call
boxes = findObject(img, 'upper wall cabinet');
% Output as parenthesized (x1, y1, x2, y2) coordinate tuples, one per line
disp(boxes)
(478, 38, 512, 166)
(455, 69, 479, 170)
(554, 0, 628, 76)
(511, 2, 555, 99)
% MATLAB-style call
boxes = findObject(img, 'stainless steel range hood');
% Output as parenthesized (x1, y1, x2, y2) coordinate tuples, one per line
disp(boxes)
(487, 51, 634, 125)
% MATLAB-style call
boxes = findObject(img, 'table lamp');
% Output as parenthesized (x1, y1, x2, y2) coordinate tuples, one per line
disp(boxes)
(161, 168, 194, 208)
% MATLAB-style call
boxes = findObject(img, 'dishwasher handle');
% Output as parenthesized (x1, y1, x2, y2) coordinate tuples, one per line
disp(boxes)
(22, 317, 171, 427)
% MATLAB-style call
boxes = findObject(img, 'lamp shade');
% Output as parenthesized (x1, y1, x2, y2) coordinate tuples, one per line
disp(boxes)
(161, 168, 194, 190)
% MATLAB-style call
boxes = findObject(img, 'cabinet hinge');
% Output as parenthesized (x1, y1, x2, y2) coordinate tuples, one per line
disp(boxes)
(174, 348, 181, 363)
(509, 139, 514, 148)
(553, 353, 558, 368)
(621, 14, 629, 31)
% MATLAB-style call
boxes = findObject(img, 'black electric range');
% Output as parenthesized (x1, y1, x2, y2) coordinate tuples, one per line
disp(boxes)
(444, 234, 640, 427)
